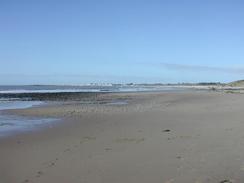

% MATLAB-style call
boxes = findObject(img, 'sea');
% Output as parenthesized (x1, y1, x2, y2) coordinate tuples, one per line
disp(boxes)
(0, 84, 181, 94)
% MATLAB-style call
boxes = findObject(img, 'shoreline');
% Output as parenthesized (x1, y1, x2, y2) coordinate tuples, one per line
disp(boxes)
(1, 85, 244, 102)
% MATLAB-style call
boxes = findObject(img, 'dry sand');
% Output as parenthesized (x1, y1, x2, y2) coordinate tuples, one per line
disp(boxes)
(1, 91, 244, 183)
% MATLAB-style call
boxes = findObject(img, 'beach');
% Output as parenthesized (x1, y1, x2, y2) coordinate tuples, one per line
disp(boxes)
(1, 91, 244, 183)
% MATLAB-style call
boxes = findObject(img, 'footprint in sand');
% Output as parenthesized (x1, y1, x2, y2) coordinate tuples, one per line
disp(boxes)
(36, 171, 44, 178)
(47, 161, 56, 168)
(44, 157, 59, 168)
(167, 137, 176, 141)
(22, 179, 30, 183)
(45, 161, 54, 168)
(176, 156, 184, 161)
(105, 148, 112, 151)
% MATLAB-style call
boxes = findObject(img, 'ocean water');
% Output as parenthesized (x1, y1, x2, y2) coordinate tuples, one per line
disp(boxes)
(0, 84, 182, 94)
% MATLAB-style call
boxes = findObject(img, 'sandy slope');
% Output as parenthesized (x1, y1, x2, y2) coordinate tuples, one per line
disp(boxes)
(1, 91, 244, 183)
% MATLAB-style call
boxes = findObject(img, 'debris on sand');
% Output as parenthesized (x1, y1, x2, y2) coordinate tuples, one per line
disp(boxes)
(162, 129, 171, 132)
(219, 180, 233, 183)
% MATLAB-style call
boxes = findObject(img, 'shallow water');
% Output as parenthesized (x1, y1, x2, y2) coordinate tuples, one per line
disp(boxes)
(0, 115, 57, 137)
(0, 101, 57, 137)
(0, 101, 42, 110)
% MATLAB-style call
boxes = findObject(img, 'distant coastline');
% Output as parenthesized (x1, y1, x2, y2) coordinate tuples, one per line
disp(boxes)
(1, 80, 244, 101)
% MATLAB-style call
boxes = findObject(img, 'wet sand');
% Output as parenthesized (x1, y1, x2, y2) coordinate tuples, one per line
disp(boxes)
(1, 91, 244, 183)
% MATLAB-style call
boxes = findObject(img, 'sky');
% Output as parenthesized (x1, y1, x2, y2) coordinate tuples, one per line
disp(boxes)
(1, 0, 244, 85)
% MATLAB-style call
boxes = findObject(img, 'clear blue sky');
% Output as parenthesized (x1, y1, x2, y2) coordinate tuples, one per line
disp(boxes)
(1, 0, 244, 85)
